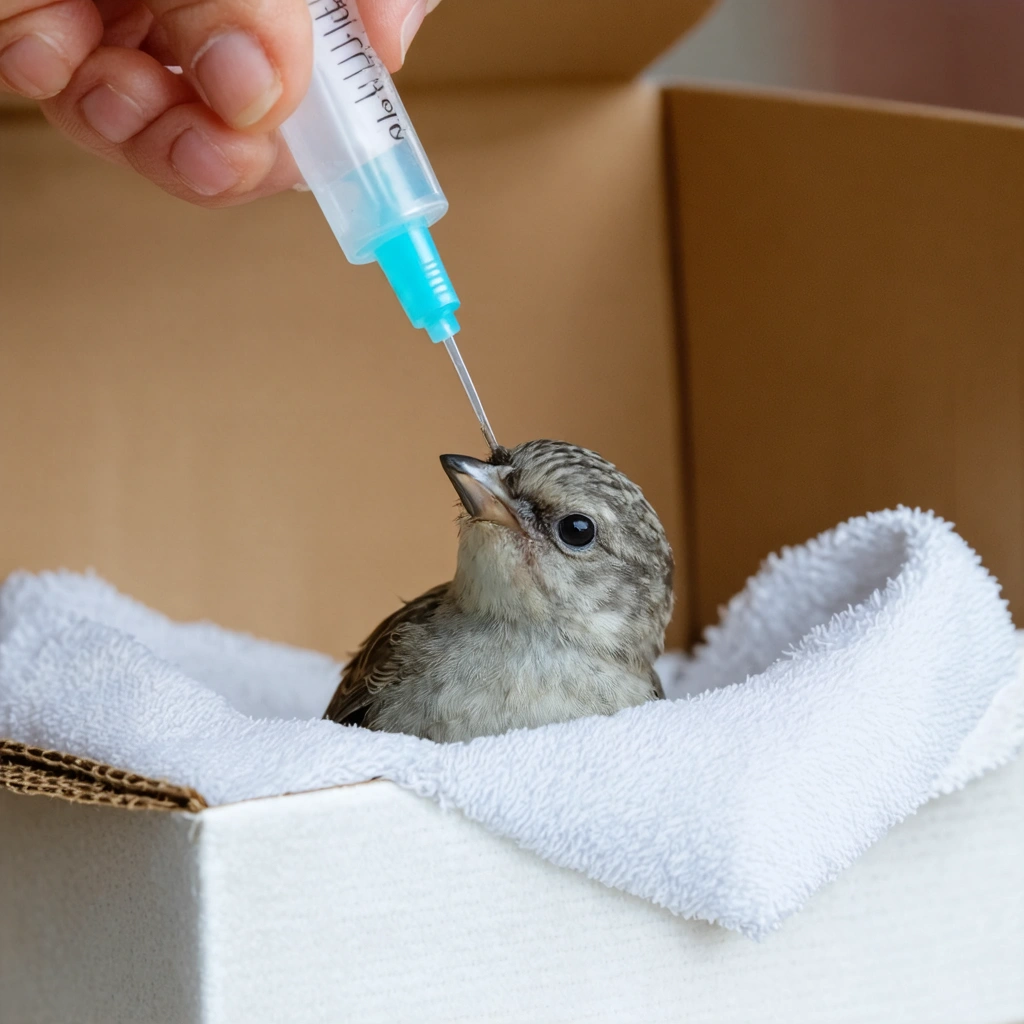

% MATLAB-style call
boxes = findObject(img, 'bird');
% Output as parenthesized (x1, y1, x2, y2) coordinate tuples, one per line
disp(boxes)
(324, 439, 674, 742)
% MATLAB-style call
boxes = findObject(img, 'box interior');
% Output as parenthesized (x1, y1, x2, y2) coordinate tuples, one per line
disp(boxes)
(4, 0, 1023, 657)
(2, 2, 1024, 714)
(0, 83, 687, 655)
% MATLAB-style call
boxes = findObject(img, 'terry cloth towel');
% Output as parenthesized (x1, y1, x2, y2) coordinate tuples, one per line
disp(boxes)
(1, 507, 1022, 938)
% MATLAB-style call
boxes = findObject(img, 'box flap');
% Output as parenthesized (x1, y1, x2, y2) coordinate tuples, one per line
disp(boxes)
(401, 0, 716, 87)
(664, 85, 1024, 635)
(0, 739, 207, 812)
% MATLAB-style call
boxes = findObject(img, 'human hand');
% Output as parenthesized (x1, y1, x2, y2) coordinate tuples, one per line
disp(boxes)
(0, 0, 439, 205)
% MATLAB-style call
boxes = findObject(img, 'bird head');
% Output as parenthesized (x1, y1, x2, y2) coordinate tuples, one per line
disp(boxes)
(440, 440, 674, 666)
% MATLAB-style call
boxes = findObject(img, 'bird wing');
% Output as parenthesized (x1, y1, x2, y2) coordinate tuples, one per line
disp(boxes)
(649, 664, 665, 700)
(324, 582, 451, 727)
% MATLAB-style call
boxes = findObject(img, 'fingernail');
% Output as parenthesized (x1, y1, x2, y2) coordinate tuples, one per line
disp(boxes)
(0, 34, 71, 99)
(399, 1, 427, 66)
(80, 85, 147, 144)
(170, 129, 241, 196)
(425, 0, 443, 11)
(192, 30, 281, 129)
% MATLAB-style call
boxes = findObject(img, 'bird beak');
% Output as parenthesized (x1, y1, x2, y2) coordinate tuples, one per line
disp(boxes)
(440, 454, 522, 533)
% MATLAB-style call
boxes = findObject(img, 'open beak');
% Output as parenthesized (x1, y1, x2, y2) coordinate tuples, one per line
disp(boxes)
(440, 454, 522, 533)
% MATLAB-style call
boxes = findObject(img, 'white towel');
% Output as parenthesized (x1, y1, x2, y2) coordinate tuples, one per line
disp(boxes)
(1, 508, 1021, 938)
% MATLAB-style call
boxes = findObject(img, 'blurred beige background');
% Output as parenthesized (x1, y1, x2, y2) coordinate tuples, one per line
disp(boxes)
(2, 0, 1023, 659)
(652, 0, 1024, 118)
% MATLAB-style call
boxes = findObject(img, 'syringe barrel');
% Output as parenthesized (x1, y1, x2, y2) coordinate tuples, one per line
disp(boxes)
(280, 0, 460, 340)
(281, 0, 446, 264)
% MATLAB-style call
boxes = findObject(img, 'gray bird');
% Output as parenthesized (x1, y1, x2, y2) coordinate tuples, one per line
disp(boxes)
(325, 440, 674, 742)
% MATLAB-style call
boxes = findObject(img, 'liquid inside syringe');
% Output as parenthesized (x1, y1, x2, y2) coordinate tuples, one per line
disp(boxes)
(442, 336, 498, 451)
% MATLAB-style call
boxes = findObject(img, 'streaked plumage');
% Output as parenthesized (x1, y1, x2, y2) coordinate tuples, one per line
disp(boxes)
(325, 440, 674, 742)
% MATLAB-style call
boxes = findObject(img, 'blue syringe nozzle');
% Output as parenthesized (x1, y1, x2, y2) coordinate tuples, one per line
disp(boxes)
(376, 224, 496, 447)
(426, 310, 461, 344)
(374, 221, 461, 343)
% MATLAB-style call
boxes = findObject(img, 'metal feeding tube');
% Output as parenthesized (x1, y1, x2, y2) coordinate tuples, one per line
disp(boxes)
(442, 335, 498, 451)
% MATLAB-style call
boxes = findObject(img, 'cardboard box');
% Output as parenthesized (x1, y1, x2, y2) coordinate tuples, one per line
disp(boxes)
(3, 757, 1023, 1024)
(2, 1, 1023, 1020)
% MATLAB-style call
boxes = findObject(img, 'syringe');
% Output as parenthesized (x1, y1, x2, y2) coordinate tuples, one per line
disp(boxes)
(280, 0, 498, 449)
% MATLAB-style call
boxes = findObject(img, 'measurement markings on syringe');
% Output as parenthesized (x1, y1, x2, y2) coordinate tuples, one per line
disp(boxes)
(307, 0, 407, 142)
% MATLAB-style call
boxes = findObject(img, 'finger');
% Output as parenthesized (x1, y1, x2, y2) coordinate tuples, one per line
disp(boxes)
(138, 17, 175, 66)
(40, 43, 301, 203)
(124, 101, 302, 205)
(41, 42, 193, 149)
(0, 0, 102, 98)
(94, 0, 153, 49)
(360, 0, 441, 73)
(137, 0, 311, 132)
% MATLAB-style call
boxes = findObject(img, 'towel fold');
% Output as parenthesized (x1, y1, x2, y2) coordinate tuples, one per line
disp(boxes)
(1, 507, 1021, 937)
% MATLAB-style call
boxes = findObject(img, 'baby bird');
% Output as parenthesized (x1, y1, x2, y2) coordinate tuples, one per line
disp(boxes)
(325, 440, 674, 742)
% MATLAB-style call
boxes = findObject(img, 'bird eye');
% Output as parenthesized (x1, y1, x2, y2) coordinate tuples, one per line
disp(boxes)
(556, 513, 597, 549)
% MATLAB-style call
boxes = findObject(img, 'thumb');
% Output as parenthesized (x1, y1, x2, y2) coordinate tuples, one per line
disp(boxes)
(141, 0, 312, 131)
(360, 0, 441, 74)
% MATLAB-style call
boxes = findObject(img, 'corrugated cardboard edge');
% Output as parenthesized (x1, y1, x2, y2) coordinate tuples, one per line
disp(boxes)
(0, 739, 207, 813)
